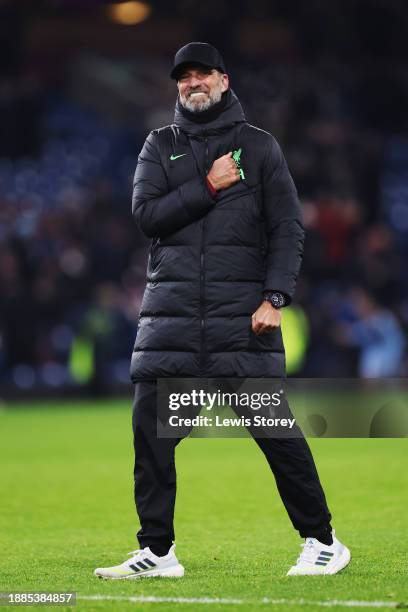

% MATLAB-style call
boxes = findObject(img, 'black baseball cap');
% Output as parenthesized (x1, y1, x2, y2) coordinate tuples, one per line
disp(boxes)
(170, 42, 226, 80)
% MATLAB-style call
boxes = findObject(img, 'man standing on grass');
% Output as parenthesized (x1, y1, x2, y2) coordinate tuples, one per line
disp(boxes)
(94, 42, 350, 579)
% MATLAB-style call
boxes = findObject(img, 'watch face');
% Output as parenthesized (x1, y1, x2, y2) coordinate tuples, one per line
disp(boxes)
(271, 293, 285, 308)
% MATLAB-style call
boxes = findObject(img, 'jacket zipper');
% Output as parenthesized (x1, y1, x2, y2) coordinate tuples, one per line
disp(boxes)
(199, 137, 209, 377)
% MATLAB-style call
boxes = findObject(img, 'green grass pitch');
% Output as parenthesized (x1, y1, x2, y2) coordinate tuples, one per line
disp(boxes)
(0, 398, 407, 611)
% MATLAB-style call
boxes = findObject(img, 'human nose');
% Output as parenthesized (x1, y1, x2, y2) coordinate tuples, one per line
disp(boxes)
(188, 75, 202, 88)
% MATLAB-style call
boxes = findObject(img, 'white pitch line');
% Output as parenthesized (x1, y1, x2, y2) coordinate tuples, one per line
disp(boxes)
(81, 596, 244, 605)
(79, 594, 403, 608)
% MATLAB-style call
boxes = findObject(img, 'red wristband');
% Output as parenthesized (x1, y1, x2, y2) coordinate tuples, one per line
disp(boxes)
(206, 176, 217, 197)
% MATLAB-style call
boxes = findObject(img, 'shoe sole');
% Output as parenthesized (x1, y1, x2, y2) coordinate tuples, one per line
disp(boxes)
(287, 547, 351, 576)
(94, 564, 185, 580)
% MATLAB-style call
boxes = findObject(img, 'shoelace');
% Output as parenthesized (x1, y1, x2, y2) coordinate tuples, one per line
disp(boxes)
(296, 540, 317, 565)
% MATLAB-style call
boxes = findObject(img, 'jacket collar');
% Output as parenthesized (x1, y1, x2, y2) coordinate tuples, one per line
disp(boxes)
(173, 88, 246, 137)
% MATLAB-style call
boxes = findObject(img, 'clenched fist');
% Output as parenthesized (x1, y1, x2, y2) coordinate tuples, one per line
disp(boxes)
(207, 152, 241, 191)
(252, 301, 282, 335)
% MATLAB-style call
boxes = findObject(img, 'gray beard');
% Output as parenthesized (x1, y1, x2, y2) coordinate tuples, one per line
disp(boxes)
(180, 89, 222, 114)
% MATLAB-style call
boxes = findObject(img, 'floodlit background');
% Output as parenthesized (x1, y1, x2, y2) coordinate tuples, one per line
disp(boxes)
(1, 0, 408, 397)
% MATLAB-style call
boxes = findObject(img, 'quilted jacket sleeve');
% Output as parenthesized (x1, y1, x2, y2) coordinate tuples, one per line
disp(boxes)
(132, 131, 216, 239)
(261, 135, 305, 303)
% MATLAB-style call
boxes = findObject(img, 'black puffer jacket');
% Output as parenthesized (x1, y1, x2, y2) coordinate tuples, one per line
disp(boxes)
(130, 89, 304, 380)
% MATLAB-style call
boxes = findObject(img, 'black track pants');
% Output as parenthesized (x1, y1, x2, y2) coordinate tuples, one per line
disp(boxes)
(132, 380, 332, 554)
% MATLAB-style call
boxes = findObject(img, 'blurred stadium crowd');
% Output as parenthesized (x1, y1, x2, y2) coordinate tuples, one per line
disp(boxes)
(0, 0, 407, 394)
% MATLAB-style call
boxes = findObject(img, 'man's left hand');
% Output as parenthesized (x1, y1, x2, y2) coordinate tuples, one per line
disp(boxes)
(251, 300, 282, 335)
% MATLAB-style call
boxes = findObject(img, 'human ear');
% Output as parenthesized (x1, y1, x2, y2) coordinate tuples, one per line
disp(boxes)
(221, 73, 229, 92)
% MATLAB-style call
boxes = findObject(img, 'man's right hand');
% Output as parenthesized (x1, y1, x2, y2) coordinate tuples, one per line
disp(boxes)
(207, 152, 241, 191)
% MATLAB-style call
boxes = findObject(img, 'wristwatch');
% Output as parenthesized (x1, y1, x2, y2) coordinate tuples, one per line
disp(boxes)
(263, 291, 287, 309)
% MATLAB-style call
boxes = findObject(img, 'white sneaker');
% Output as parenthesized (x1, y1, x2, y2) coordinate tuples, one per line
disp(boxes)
(94, 544, 184, 580)
(287, 531, 351, 576)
